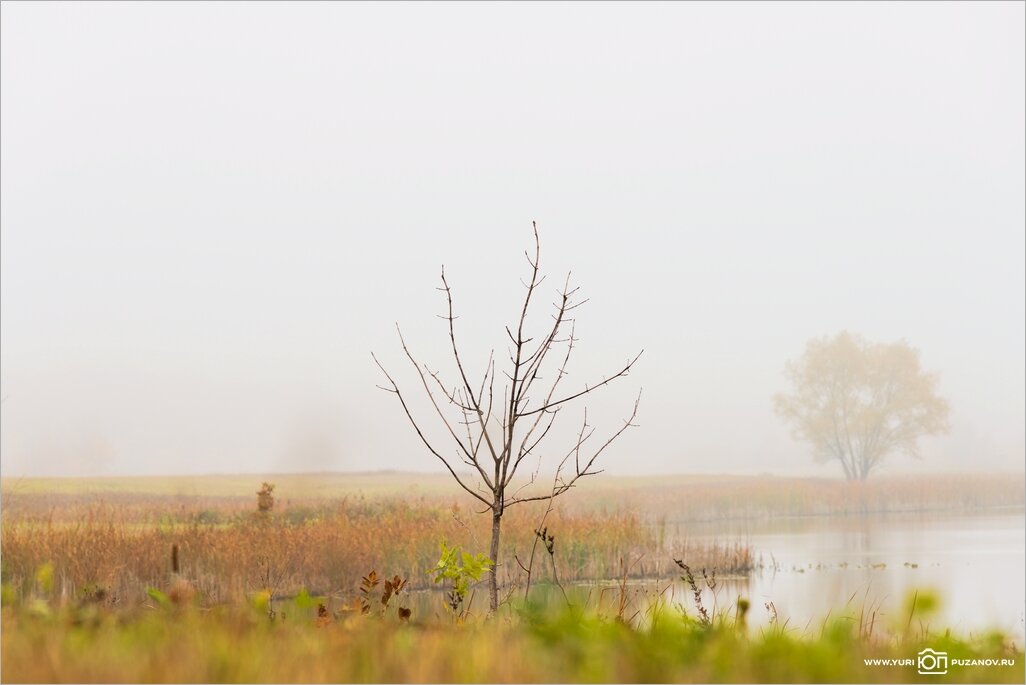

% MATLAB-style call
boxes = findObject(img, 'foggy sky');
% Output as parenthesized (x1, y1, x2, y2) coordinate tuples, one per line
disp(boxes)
(1, 2, 1023, 478)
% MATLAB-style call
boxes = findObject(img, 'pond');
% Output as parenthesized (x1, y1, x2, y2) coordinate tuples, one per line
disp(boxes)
(395, 508, 1024, 639)
(673, 508, 1026, 639)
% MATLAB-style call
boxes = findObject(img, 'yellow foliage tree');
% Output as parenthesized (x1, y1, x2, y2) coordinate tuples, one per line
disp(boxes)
(774, 332, 950, 481)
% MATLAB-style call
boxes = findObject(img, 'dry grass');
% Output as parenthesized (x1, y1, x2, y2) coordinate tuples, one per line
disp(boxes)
(4, 471, 1019, 521)
(559, 472, 1026, 520)
(0, 497, 747, 608)
(3, 471, 1018, 612)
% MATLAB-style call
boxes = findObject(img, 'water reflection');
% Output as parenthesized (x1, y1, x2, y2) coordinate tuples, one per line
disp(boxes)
(674, 509, 1025, 638)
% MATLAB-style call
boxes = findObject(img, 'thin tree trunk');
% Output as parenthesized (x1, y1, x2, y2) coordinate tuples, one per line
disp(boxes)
(488, 510, 501, 613)
(838, 452, 854, 481)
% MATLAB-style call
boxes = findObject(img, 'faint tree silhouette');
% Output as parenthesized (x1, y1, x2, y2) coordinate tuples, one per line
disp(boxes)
(774, 331, 950, 481)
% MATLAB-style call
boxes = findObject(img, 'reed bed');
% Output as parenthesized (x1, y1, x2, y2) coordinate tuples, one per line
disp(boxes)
(0, 498, 748, 607)
(563, 472, 1026, 521)
(3, 471, 1017, 610)
(4, 472, 1019, 524)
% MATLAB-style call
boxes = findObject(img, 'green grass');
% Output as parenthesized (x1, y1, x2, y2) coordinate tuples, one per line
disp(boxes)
(1, 599, 1021, 683)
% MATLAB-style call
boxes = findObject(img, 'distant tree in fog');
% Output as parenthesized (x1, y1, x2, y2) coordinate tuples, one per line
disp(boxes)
(774, 332, 950, 481)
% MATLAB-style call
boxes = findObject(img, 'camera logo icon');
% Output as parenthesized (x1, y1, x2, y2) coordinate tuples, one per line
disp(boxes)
(917, 648, 949, 675)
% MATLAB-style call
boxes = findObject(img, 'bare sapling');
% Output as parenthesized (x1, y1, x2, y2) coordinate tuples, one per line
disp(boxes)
(373, 222, 642, 613)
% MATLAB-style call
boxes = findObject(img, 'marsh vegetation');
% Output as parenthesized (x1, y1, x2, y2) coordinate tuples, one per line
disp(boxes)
(1, 472, 1022, 682)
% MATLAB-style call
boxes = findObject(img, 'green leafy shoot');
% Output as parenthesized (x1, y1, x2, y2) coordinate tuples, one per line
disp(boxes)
(430, 542, 493, 617)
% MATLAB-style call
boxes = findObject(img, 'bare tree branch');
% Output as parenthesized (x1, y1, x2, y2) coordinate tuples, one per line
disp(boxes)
(372, 222, 642, 613)
(520, 350, 644, 417)
(372, 351, 492, 508)
(508, 390, 642, 506)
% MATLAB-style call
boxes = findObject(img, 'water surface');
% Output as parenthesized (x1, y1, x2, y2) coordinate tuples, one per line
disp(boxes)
(675, 509, 1025, 638)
